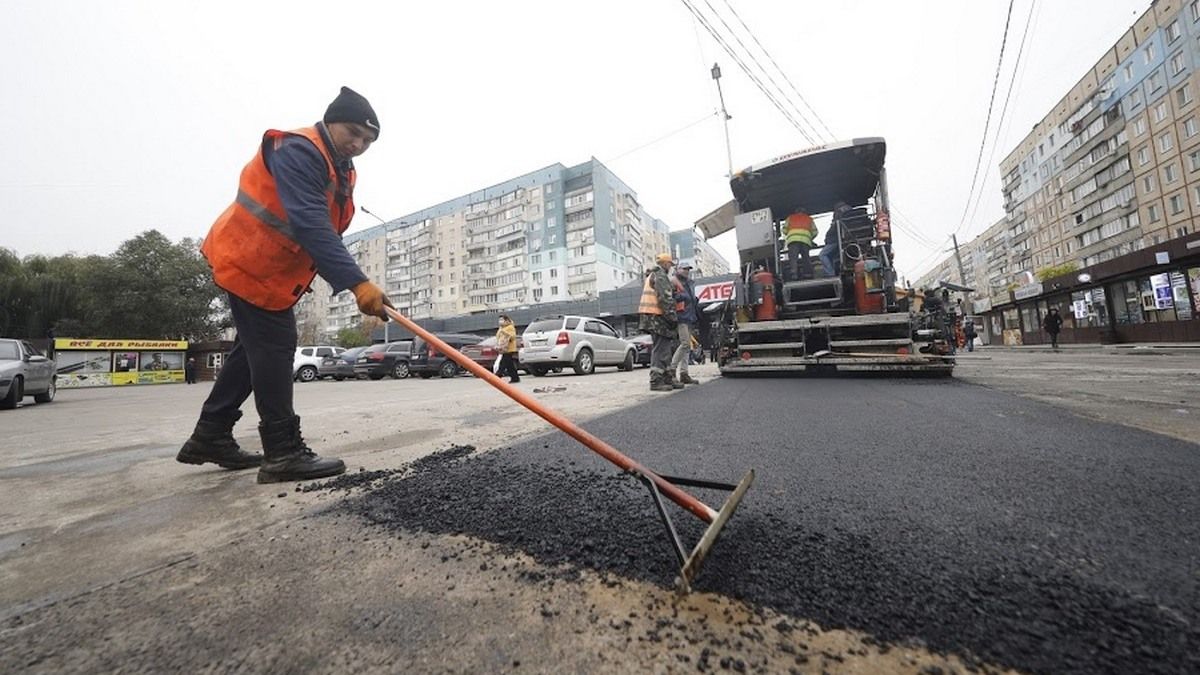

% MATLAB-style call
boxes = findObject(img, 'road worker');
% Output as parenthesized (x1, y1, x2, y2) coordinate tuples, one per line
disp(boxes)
(177, 87, 391, 483)
(669, 262, 700, 385)
(782, 211, 817, 281)
(639, 254, 682, 391)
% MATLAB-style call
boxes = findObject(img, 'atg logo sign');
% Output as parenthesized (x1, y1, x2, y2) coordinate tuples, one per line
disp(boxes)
(695, 281, 734, 303)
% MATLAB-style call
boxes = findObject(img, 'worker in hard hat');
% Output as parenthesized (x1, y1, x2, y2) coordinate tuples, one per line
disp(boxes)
(782, 211, 817, 281)
(638, 253, 683, 391)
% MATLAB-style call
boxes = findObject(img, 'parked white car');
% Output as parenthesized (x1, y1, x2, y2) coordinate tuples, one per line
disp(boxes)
(0, 338, 56, 409)
(293, 345, 344, 382)
(519, 315, 636, 376)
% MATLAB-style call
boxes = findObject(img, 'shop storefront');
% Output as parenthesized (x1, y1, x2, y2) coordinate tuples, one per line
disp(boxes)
(983, 233, 1200, 345)
(54, 339, 188, 387)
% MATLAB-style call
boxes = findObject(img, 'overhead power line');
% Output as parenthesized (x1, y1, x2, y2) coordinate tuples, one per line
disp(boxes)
(965, 0, 1039, 237)
(700, 0, 828, 144)
(952, 0, 1017, 238)
(718, 0, 836, 142)
(679, 0, 817, 144)
(605, 112, 719, 163)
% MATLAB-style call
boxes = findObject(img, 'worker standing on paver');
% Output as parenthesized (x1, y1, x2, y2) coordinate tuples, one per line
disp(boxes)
(177, 87, 391, 483)
(782, 211, 817, 281)
(669, 262, 700, 385)
(639, 254, 682, 391)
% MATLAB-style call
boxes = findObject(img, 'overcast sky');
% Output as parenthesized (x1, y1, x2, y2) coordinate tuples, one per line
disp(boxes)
(2, 0, 1148, 281)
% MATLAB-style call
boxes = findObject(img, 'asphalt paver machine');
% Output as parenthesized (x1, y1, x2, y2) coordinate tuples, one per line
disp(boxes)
(697, 138, 956, 375)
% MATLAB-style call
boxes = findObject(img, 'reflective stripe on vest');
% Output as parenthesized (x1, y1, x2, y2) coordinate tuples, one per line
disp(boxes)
(201, 125, 355, 311)
(638, 275, 663, 315)
(784, 213, 815, 246)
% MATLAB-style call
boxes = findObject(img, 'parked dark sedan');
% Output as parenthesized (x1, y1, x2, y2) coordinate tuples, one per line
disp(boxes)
(353, 341, 413, 380)
(317, 346, 367, 381)
(629, 333, 652, 367)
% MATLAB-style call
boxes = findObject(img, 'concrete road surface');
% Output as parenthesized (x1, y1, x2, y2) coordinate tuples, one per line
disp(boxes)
(2, 354, 1198, 674)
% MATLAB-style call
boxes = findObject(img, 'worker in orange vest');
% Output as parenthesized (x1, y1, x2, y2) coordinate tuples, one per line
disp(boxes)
(783, 211, 817, 281)
(177, 87, 391, 483)
(638, 253, 682, 391)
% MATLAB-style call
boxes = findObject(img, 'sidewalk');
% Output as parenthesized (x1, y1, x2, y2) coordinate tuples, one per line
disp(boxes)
(975, 341, 1200, 353)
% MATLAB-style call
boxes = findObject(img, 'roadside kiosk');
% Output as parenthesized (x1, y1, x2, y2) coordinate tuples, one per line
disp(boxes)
(54, 339, 188, 388)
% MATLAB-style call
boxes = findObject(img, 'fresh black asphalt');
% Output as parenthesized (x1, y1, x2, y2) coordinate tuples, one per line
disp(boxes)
(343, 376, 1199, 675)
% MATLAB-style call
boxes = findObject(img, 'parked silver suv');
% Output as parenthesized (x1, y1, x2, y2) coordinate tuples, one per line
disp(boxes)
(519, 315, 636, 376)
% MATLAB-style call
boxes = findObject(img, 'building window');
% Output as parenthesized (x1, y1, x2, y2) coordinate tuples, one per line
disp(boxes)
(1190, 150, 1200, 171)
(1154, 101, 1169, 122)
(533, 288, 543, 301)
(1170, 51, 1186, 76)
(546, 216, 556, 228)
(1170, 194, 1185, 214)
(1129, 88, 1143, 109)
(1177, 226, 1190, 237)
(550, 285, 558, 295)
(1193, 0, 1200, 21)
(1160, 132, 1175, 152)
(1149, 203, 1162, 222)
(1135, 117, 1148, 136)
(1138, 145, 1151, 165)
(1124, 63, 1134, 82)
(1145, 174, 1157, 193)
(1179, 86, 1194, 107)
(532, 271, 542, 284)
(1151, 71, 1164, 92)
(549, 268, 558, 278)
(1169, 20, 1183, 43)
(1166, 163, 1179, 183)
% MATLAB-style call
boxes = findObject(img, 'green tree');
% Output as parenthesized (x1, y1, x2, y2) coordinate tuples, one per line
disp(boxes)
(335, 326, 370, 348)
(87, 230, 226, 340)
(1035, 261, 1080, 282)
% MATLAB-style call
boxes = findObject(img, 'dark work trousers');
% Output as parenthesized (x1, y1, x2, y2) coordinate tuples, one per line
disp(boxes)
(649, 331, 677, 377)
(497, 352, 520, 381)
(787, 241, 812, 281)
(1048, 330, 1060, 348)
(200, 293, 298, 424)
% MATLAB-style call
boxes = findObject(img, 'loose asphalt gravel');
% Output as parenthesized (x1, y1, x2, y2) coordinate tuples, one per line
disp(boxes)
(337, 376, 1199, 675)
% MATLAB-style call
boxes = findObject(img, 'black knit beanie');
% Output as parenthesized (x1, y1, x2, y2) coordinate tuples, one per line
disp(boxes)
(323, 86, 380, 139)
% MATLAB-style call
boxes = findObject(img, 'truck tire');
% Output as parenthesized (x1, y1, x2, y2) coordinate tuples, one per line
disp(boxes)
(572, 348, 594, 376)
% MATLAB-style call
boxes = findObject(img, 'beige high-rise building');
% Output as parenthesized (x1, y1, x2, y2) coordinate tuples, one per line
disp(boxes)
(295, 158, 730, 341)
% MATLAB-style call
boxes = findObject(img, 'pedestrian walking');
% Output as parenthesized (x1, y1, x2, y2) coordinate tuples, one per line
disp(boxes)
(177, 87, 390, 483)
(495, 315, 521, 384)
(963, 319, 977, 353)
(1043, 307, 1063, 349)
(669, 263, 700, 385)
(184, 357, 197, 384)
(639, 254, 682, 391)
(782, 211, 817, 281)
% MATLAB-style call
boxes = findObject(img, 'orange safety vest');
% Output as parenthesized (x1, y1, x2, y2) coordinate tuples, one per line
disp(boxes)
(201, 125, 356, 311)
(638, 274, 663, 315)
(783, 212, 816, 246)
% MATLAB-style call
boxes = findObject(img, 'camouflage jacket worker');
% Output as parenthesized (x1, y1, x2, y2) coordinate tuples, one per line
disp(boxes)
(638, 266, 678, 338)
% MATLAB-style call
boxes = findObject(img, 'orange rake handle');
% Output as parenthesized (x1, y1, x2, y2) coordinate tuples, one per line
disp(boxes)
(383, 306, 718, 524)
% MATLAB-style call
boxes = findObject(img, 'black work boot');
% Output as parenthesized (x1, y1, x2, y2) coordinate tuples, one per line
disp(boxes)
(664, 372, 685, 390)
(177, 411, 262, 470)
(649, 372, 672, 392)
(256, 415, 346, 484)
(679, 374, 699, 385)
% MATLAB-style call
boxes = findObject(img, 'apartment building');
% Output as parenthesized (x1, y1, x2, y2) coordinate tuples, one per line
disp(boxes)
(914, 218, 1010, 312)
(295, 158, 730, 340)
(917, 1, 1200, 345)
(669, 228, 730, 277)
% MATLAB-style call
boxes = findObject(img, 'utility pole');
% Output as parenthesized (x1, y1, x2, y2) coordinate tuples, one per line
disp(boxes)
(951, 233, 970, 309)
(711, 63, 734, 177)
